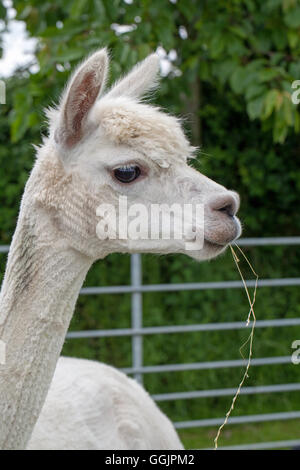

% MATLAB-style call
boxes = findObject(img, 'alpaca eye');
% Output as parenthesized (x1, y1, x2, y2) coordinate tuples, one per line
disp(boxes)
(114, 165, 141, 183)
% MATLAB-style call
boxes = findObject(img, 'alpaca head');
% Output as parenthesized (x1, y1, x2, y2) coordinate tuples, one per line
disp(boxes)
(34, 48, 241, 261)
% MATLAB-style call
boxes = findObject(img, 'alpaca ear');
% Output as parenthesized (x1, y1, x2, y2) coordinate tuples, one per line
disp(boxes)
(106, 53, 160, 100)
(55, 48, 109, 148)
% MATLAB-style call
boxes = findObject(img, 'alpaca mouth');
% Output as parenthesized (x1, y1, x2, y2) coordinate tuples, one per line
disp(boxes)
(204, 216, 241, 249)
(204, 239, 228, 251)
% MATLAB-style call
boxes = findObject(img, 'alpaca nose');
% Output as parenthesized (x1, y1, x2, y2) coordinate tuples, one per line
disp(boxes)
(209, 192, 239, 217)
(204, 191, 241, 246)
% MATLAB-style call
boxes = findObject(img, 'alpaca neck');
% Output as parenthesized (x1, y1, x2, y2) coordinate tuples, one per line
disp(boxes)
(0, 207, 92, 449)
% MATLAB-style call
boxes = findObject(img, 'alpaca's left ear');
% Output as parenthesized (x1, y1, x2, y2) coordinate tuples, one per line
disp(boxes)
(106, 53, 160, 100)
(55, 48, 109, 148)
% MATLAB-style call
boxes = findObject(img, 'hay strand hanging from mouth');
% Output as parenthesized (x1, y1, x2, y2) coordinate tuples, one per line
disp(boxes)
(214, 243, 259, 449)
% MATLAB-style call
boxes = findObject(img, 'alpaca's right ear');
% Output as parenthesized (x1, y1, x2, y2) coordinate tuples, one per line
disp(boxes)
(105, 53, 160, 100)
(55, 48, 108, 148)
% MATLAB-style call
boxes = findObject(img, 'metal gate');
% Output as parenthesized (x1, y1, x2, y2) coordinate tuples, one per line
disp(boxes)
(1, 237, 300, 449)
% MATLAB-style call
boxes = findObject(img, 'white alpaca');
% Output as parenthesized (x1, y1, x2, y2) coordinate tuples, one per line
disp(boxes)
(0, 49, 241, 450)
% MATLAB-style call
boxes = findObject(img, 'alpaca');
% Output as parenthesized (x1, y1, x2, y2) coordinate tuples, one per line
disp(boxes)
(0, 49, 241, 450)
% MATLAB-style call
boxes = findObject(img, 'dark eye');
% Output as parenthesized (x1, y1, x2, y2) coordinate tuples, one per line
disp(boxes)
(113, 165, 141, 183)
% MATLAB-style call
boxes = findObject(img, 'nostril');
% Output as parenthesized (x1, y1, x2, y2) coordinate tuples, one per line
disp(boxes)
(209, 193, 239, 217)
(218, 203, 235, 217)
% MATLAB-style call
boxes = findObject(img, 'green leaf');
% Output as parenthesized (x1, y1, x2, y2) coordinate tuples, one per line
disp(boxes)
(10, 113, 29, 143)
(283, 95, 294, 126)
(226, 37, 248, 57)
(229, 67, 247, 94)
(287, 30, 299, 48)
(284, 5, 300, 27)
(70, 0, 87, 19)
(289, 61, 300, 79)
(210, 33, 225, 59)
(119, 42, 131, 64)
(53, 49, 84, 62)
(94, 0, 106, 18)
(272, 28, 287, 50)
(262, 89, 280, 119)
(228, 25, 248, 39)
(247, 95, 265, 120)
(213, 60, 236, 84)
(273, 114, 288, 142)
(259, 68, 280, 82)
(0, 2, 6, 19)
(294, 110, 300, 132)
(245, 83, 267, 101)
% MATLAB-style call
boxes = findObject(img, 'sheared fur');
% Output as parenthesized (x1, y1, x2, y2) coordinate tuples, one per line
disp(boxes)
(28, 357, 182, 450)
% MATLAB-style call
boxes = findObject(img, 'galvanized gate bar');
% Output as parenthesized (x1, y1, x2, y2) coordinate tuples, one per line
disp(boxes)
(78, 277, 300, 295)
(236, 237, 300, 246)
(152, 382, 300, 401)
(131, 254, 143, 385)
(174, 411, 300, 429)
(121, 356, 293, 375)
(66, 317, 300, 339)
(205, 439, 300, 450)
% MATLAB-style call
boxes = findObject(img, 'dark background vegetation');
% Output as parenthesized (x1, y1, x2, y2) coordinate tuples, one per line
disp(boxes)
(0, 0, 300, 448)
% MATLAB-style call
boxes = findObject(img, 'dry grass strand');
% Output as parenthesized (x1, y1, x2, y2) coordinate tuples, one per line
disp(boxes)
(214, 243, 259, 449)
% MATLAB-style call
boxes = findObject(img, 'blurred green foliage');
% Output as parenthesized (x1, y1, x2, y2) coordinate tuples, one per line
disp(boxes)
(7, 0, 300, 143)
(0, 0, 300, 447)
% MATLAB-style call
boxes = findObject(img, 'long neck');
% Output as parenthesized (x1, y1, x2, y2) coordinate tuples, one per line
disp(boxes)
(0, 206, 92, 449)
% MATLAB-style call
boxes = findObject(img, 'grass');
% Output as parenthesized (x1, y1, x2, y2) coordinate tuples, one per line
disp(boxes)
(179, 419, 300, 449)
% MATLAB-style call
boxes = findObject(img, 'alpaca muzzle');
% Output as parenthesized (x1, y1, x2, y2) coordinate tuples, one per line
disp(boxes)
(204, 191, 241, 246)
